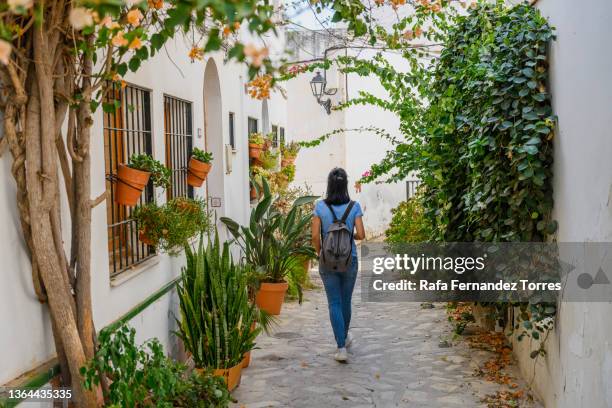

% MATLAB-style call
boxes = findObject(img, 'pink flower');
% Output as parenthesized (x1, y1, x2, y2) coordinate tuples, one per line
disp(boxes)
(361, 170, 372, 178)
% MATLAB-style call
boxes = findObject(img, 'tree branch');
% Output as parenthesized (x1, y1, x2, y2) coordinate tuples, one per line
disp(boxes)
(90, 191, 108, 208)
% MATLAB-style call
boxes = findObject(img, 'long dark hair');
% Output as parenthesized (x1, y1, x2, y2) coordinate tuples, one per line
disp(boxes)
(324, 167, 351, 205)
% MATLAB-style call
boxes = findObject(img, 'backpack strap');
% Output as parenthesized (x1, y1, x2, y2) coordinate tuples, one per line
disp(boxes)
(340, 201, 356, 223)
(324, 201, 339, 223)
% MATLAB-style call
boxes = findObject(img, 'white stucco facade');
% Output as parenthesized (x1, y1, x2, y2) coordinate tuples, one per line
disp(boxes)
(0, 29, 287, 385)
(286, 30, 405, 238)
(508, 1, 612, 407)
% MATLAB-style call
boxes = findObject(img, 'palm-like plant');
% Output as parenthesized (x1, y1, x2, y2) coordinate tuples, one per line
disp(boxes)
(175, 231, 261, 369)
(220, 178, 318, 301)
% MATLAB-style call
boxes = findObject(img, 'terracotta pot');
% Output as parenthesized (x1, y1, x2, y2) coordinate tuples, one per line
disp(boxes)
(115, 164, 150, 206)
(255, 281, 289, 315)
(241, 351, 251, 368)
(242, 322, 257, 368)
(138, 230, 155, 246)
(249, 143, 263, 159)
(202, 362, 242, 392)
(281, 156, 295, 168)
(187, 157, 212, 187)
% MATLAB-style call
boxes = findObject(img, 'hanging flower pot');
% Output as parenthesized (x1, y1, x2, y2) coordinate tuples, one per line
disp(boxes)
(115, 164, 150, 206)
(248, 143, 263, 160)
(187, 157, 212, 187)
(281, 156, 295, 168)
(255, 281, 289, 315)
(138, 230, 155, 246)
(187, 148, 213, 187)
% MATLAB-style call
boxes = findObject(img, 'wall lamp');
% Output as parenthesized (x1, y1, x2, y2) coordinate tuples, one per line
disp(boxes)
(310, 70, 337, 115)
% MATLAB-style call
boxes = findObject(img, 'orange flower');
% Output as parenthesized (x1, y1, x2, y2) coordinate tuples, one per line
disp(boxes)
(112, 31, 128, 47)
(128, 37, 142, 49)
(233, 21, 241, 30)
(222, 25, 232, 37)
(247, 75, 272, 100)
(414, 26, 423, 37)
(243, 44, 269, 68)
(402, 30, 414, 41)
(99, 15, 120, 29)
(188, 47, 204, 61)
(431, 3, 441, 12)
(147, 0, 163, 9)
(389, 0, 406, 10)
(127, 9, 144, 26)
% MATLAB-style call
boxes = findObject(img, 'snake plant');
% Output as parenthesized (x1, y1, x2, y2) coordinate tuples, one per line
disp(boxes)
(175, 231, 261, 369)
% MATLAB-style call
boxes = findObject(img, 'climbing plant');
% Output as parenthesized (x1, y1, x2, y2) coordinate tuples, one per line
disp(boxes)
(298, 2, 558, 349)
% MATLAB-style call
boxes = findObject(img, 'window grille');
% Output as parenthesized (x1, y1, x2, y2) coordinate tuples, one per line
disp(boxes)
(164, 95, 193, 200)
(248, 117, 258, 136)
(271, 125, 279, 147)
(279, 126, 285, 146)
(229, 112, 236, 149)
(406, 179, 421, 200)
(104, 83, 155, 277)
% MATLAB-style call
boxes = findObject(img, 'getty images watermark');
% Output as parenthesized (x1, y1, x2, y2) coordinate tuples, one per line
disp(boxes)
(359, 243, 612, 303)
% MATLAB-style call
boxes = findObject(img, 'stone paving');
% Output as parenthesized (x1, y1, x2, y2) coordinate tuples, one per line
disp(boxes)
(232, 272, 541, 408)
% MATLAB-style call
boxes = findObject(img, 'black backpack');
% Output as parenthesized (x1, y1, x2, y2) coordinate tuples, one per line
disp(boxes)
(320, 201, 355, 272)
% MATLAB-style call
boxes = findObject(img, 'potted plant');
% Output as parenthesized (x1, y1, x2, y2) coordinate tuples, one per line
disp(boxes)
(248, 133, 265, 160)
(249, 167, 270, 201)
(132, 202, 165, 246)
(280, 141, 300, 167)
(175, 231, 261, 391)
(259, 148, 279, 170)
(187, 148, 213, 187)
(115, 154, 171, 206)
(221, 178, 318, 315)
(132, 198, 211, 255)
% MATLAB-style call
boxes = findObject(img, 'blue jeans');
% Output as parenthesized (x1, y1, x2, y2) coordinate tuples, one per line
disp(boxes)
(319, 257, 358, 348)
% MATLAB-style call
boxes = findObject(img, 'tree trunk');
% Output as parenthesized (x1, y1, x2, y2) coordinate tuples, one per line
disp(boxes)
(27, 28, 98, 408)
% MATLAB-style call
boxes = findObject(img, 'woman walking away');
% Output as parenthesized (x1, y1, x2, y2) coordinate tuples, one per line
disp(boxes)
(312, 168, 366, 363)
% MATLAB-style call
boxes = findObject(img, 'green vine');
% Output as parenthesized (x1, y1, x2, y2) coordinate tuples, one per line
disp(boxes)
(302, 2, 558, 354)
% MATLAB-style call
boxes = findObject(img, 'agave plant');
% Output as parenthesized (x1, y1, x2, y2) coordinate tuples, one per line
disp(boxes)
(220, 178, 318, 301)
(175, 231, 261, 369)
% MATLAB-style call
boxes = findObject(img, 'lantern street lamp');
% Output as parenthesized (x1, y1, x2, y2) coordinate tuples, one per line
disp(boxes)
(310, 70, 336, 115)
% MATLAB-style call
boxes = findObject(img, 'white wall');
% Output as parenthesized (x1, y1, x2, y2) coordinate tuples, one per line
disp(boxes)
(286, 42, 405, 237)
(287, 58, 347, 197)
(344, 49, 406, 238)
(0, 29, 288, 384)
(510, 1, 612, 407)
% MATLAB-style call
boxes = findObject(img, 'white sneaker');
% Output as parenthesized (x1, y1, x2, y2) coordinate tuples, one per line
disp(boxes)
(334, 347, 348, 362)
(345, 332, 353, 349)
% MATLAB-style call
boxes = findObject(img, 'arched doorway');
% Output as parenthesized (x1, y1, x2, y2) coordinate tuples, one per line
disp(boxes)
(203, 59, 225, 218)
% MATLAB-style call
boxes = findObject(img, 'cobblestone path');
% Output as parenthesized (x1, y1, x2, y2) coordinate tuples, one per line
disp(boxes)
(232, 272, 540, 408)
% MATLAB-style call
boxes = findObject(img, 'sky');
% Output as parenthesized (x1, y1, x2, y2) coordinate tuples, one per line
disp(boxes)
(283, 0, 335, 31)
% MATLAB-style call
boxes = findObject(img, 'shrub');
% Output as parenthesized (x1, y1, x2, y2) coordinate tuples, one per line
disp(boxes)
(385, 197, 431, 243)
(82, 325, 231, 408)
(132, 198, 211, 255)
